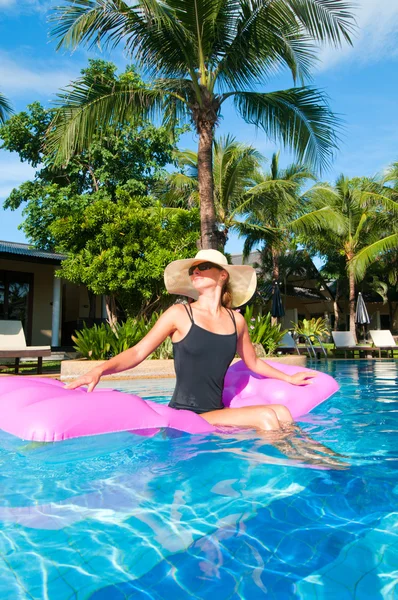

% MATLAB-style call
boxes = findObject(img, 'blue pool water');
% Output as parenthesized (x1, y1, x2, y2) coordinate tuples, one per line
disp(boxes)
(0, 360, 397, 599)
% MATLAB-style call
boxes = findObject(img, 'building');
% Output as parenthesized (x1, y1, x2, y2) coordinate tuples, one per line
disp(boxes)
(0, 241, 106, 347)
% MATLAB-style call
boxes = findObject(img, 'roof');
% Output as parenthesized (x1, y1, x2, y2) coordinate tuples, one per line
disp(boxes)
(231, 251, 261, 267)
(0, 241, 65, 264)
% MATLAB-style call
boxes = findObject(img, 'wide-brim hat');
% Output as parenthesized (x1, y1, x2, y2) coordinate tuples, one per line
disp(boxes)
(164, 249, 257, 308)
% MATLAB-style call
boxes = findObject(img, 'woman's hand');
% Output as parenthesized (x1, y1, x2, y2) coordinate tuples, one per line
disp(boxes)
(288, 371, 317, 386)
(64, 368, 102, 393)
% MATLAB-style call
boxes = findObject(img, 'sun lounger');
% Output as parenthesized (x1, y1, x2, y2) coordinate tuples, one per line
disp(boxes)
(0, 320, 51, 374)
(332, 331, 378, 358)
(369, 330, 398, 358)
(278, 332, 301, 355)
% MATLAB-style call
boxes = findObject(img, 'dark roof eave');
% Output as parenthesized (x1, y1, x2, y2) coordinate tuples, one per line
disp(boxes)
(0, 252, 63, 265)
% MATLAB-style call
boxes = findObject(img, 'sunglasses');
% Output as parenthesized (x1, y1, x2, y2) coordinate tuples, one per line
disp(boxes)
(188, 262, 223, 276)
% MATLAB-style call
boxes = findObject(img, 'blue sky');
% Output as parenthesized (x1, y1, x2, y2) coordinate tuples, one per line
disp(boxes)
(0, 0, 398, 255)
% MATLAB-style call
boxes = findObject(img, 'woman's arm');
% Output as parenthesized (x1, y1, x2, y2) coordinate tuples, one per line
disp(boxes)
(66, 305, 181, 391)
(235, 314, 316, 386)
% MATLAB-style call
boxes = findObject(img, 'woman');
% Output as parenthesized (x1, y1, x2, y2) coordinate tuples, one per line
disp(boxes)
(67, 250, 315, 431)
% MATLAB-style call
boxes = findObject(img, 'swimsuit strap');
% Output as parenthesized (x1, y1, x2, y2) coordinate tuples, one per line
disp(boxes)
(183, 303, 194, 324)
(226, 308, 237, 335)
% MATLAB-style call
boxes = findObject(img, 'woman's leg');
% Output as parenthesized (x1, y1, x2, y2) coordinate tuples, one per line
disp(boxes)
(201, 405, 282, 431)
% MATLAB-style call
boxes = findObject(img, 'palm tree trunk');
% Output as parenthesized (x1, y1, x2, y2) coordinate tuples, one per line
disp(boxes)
(197, 121, 218, 249)
(271, 248, 280, 326)
(272, 248, 280, 282)
(348, 256, 356, 341)
(333, 280, 341, 330)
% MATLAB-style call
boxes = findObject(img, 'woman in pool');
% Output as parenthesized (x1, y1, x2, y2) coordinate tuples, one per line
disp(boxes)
(67, 249, 315, 432)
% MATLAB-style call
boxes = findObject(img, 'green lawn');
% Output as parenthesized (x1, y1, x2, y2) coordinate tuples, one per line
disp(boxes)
(0, 361, 62, 376)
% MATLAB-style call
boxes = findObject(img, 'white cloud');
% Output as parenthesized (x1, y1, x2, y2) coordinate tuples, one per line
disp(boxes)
(317, 0, 398, 70)
(0, 51, 79, 98)
(0, 151, 36, 199)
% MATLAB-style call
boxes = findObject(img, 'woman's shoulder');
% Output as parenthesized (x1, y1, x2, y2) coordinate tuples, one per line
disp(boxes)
(230, 309, 246, 332)
(164, 303, 189, 318)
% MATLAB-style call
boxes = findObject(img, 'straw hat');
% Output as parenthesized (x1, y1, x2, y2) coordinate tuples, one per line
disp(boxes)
(164, 249, 257, 308)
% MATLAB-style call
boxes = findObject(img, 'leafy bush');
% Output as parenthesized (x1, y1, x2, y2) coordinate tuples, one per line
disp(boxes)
(243, 306, 287, 356)
(109, 319, 147, 355)
(72, 313, 174, 360)
(148, 336, 173, 359)
(293, 317, 330, 341)
(72, 322, 114, 360)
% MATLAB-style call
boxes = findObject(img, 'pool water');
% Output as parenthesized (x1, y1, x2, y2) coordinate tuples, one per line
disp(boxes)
(0, 360, 396, 599)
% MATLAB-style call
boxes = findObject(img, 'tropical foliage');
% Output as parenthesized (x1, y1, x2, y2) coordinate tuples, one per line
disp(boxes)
(235, 152, 345, 278)
(72, 314, 174, 360)
(243, 306, 287, 356)
(303, 175, 398, 337)
(48, 0, 355, 248)
(159, 135, 263, 247)
(52, 194, 200, 321)
(0, 62, 180, 249)
(0, 92, 13, 124)
(293, 317, 330, 341)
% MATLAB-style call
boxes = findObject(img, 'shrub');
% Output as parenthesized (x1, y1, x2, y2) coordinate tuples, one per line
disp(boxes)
(293, 317, 330, 341)
(72, 313, 174, 360)
(72, 322, 114, 360)
(243, 306, 287, 356)
(109, 319, 147, 355)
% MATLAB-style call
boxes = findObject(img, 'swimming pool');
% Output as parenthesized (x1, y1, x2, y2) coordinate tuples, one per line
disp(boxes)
(0, 360, 396, 599)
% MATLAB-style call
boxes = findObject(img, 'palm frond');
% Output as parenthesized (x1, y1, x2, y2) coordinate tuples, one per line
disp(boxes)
(286, 0, 356, 46)
(231, 87, 340, 173)
(46, 75, 187, 164)
(216, 2, 316, 89)
(156, 172, 199, 208)
(289, 206, 346, 236)
(233, 219, 277, 239)
(50, 0, 199, 81)
(213, 135, 263, 217)
(216, 0, 355, 90)
(0, 92, 13, 124)
(351, 233, 398, 281)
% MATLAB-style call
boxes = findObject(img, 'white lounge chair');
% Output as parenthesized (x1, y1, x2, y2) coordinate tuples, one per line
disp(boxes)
(279, 332, 301, 355)
(0, 320, 51, 374)
(332, 331, 378, 359)
(369, 330, 397, 358)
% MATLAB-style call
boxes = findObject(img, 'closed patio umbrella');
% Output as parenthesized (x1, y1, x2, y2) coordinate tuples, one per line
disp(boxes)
(355, 292, 370, 341)
(271, 281, 285, 319)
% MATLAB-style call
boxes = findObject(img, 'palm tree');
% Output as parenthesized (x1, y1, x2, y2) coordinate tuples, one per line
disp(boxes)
(305, 175, 398, 338)
(0, 92, 13, 124)
(48, 0, 355, 249)
(234, 152, 343, 276)
(159, 135, 263, 247)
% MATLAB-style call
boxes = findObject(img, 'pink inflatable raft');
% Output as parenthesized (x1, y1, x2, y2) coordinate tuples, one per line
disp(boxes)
(0, 361, 339, 442)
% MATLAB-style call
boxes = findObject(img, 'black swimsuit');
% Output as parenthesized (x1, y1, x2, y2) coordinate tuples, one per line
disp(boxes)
(168, 304, 238, 414)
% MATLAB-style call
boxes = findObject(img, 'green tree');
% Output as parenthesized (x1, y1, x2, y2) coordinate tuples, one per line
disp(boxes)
(319, 252, 347, 331)
(0, 60, 180, 250)
(159, 135, 263, 247)
(48, 0, 355, 249)
(233, 152, 343, 289)
(0, 61, 186, 321)
(0, 92, 13, 124)
(50, 193, 200, 323)
(305, 175, 398, 338)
